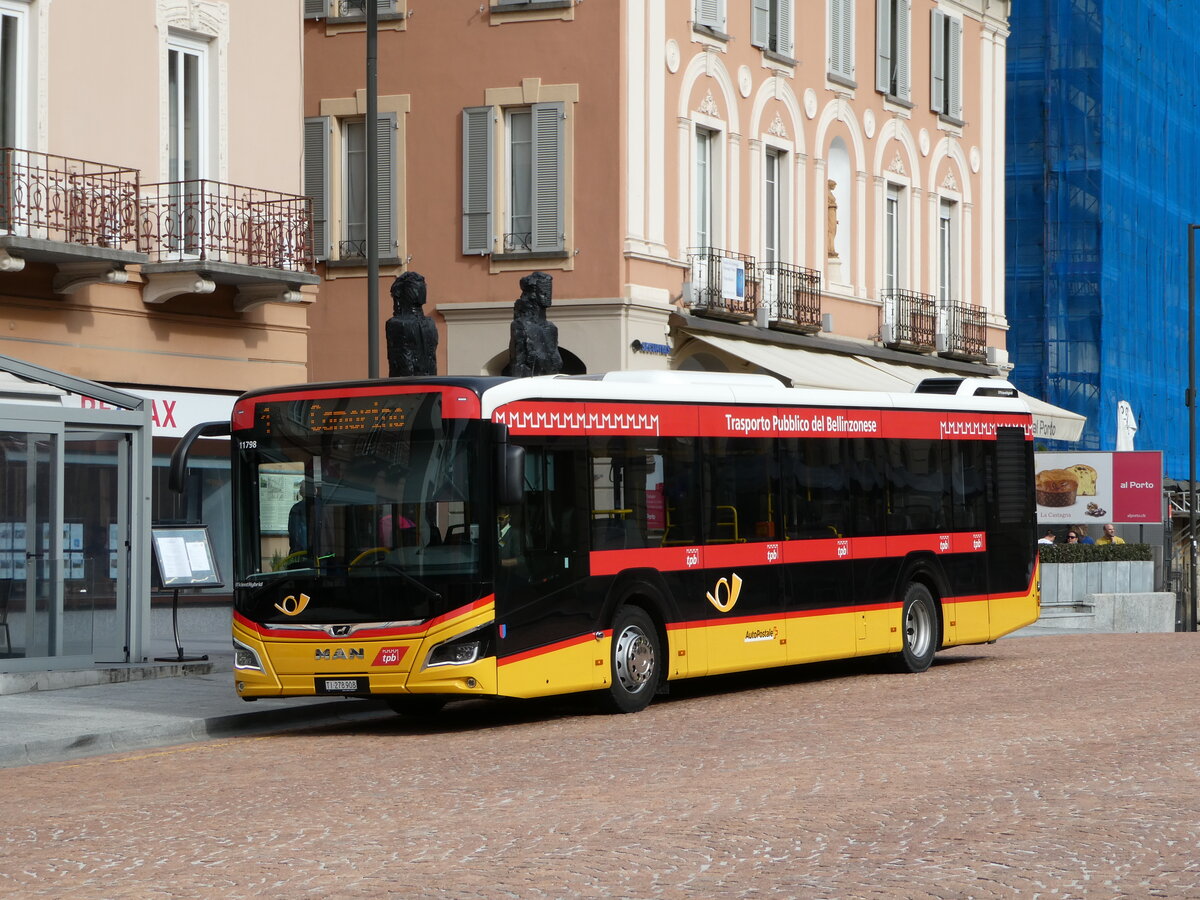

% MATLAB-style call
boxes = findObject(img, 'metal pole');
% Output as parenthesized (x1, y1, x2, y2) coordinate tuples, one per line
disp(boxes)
(366, 0, 379, 378)
(1189, 225, 1198, 631)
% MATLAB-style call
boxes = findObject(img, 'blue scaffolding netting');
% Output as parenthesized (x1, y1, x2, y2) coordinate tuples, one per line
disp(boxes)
(1006, 0, 1200, 479)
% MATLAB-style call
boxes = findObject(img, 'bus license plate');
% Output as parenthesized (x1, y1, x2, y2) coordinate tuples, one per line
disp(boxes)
(316, 677, 366, 694)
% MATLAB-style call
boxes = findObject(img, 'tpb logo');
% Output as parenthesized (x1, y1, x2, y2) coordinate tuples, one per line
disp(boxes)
(372, 646, 407, 667)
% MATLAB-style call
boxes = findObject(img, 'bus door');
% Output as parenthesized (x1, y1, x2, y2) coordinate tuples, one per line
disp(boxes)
(779, 436, 855, 664)
(495, 439, 595, 695)
(697, 435, 789, 675)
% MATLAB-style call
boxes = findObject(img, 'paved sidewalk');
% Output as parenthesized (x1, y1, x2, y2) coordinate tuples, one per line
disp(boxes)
(0, 647, 390, 769)
(0, 618, 1101, 769)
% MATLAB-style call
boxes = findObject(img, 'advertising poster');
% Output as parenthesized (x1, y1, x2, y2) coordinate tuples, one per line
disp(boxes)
(720, 257, 745, 302)
(1035, 451, 1162, 525)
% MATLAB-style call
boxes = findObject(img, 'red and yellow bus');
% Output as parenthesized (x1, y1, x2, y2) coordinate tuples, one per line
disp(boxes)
(221, 371, 1038, 714)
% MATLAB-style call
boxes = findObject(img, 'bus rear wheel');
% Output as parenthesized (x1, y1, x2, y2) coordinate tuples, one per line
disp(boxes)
(893, 582, 937, 673)
(598, 605, 660, 714)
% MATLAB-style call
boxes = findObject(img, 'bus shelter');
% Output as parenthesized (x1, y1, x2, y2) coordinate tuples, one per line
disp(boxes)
(0, 354, 151, 672)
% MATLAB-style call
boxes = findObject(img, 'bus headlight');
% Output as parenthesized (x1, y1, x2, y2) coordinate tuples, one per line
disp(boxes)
(233, 639, 263, 672)
(424, 626, 491, 669)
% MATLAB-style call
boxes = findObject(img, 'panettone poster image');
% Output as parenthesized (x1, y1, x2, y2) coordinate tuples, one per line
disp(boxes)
(1033, 452, 1114, 523)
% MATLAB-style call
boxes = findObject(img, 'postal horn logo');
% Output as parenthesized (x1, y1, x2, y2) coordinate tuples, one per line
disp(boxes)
(706, 573, 743, 613)
(274, 593, 310, 616)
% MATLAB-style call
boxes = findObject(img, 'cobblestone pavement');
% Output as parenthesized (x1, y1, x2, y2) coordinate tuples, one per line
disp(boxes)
(1, 633, 1198, 899)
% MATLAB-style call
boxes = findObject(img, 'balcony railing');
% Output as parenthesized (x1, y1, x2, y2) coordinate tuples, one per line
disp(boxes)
(687, 247, 757, 321)
(0, 148, 140, 252)
(939, 299, 988, 361)
(881, 288, 937, 352)
(760, 261, 822, 334)
(140, 179, 315, 274)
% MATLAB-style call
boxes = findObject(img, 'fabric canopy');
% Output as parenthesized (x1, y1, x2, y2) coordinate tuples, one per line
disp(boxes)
(681, 332, 1086, 442)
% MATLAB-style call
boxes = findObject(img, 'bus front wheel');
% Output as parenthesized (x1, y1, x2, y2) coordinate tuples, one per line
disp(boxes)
(893, 582, 937, 673)
(598, 605, 660, 714)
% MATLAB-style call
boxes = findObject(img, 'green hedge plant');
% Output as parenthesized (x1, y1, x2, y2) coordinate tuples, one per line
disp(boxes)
(1039, 543, 1153, 564)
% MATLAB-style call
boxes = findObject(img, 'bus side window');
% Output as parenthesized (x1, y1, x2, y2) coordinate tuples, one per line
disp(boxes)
(659, 437, 699, 546)
(952, 440, 987, 532)
(782, 437, 848, 539)
(847, 438, 886, 537)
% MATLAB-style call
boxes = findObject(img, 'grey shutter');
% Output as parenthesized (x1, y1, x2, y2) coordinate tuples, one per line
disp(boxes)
(829, 0, 842, 73)
(897, 0, 910, 100)
(530, 102, 564, 254)
(696, 0, 722, 30)
(462, 106, 493, 255)
(303, 116, 330, 261)
(777, 0, 793, 56)
(375, 111, 396, 258)
(751, 0, 770, 48)
(947, 15, 962, 119)
(831, 0, 853, 78)
(303, 0, 325, 19)
(377, 0, 394, 12)
(875, 0, 891, 93)
(930, 10, 945, 113)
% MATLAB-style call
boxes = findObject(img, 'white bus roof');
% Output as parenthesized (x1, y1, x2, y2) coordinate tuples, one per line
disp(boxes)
(480, 371, 1030, 419)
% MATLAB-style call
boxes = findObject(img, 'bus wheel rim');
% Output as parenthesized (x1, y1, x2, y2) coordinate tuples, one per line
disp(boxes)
(614, 625, 654, 693)
(906, 599, 933, 657)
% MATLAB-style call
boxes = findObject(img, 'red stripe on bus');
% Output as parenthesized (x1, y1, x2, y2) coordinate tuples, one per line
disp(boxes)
(235, 596, 494, 640)
(497, 631, 599, 667)
(588, 531, 988, 575)
(493, 401, 1032, 441)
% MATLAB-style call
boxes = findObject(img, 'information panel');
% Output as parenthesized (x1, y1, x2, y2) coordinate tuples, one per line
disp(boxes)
(151, 525, 224, 588)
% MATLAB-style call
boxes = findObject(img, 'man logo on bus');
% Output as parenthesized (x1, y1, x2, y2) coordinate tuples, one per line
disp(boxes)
(706, 573, 743, 613)
(685, 547, 700, 568)
(274, 593, 310, 616)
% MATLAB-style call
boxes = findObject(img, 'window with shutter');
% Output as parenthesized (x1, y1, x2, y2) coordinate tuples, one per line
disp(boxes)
(695, 0, 724, 31)
(828, 0, 854, 82)
(303, 0, 326, 20)
(930, 10, 961, 120)
(877, 0, 911, 101)
(303, 117, 330, 261)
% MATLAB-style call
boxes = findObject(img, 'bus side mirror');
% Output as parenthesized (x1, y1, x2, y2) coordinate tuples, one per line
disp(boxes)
(497, 444, 525, 506)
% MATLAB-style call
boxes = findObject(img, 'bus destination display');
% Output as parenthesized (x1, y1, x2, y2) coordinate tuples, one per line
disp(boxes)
(254, 396, 423, 436)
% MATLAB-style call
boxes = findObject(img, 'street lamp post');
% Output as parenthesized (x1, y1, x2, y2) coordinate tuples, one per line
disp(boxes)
(366, 0, 379, 379)
(1189, 224, 1199, 631)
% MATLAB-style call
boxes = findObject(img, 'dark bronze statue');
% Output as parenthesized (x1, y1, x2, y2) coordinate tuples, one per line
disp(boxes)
(509, 271, 562, 377)
(385, 271, 438, 377)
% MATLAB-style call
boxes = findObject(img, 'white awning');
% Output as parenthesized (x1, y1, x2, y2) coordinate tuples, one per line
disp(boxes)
(681, 331, 1086, 442)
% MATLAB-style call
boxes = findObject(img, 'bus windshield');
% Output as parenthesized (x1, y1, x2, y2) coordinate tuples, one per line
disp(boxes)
(233, 391, 488, 626)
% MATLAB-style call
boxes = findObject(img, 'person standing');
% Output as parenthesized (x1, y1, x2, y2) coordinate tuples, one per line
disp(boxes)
(1096, 523, 1126, 545)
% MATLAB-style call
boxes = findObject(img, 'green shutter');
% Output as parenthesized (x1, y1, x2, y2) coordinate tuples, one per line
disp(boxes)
(875, 0, 891, 93)
(530, 102, 564, 254)
(462, 106, 493, 256)
(930, 10, 945, 113)
(303, 116, 330, 261)
(375, 111, 396, 258)
(751, 0, 770, 48)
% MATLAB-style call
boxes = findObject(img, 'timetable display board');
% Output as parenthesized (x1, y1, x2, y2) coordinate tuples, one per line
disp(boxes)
(151, 525, 223, 589)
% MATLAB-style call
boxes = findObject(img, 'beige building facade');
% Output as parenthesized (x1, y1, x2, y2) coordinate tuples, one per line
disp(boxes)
(0, 0, 315, 669)
(305, 0, 1011, 386)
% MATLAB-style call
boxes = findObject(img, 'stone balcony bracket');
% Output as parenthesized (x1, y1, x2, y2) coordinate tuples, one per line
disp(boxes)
(52, 262, 130, 296)
(233, 283, 310, 313)
(0, 249, 26, 273)
(141, 271, 217, 305)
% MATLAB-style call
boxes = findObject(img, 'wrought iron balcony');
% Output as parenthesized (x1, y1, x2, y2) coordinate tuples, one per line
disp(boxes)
(139, 179, 315, 275)
(759, 260, 822, 334)
(687, 247, 758, 322)
(938, 299, 988, 362)
(0, 148, 143, 265)
(880, 288, 937, 352)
